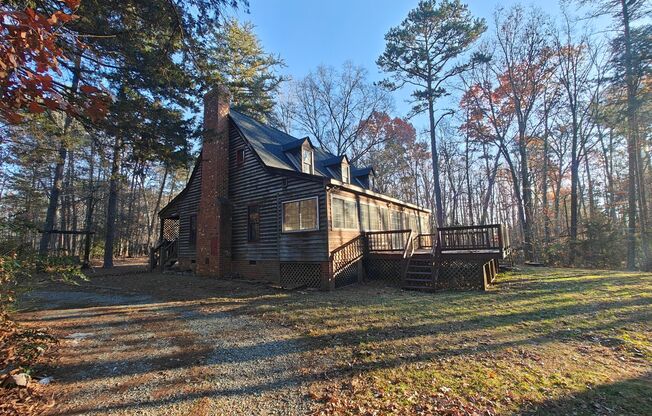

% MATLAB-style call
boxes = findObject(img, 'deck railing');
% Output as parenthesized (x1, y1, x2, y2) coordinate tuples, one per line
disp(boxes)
(417, 233, 437, 249)
(330, 233, 366, 277)
(327, 224, 509, 288)
(437, 224, 509, 253)
(150, 239, 178, 271)
(366, 229, 412, 252)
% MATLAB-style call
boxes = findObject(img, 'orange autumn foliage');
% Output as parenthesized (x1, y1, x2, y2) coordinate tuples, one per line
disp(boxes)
(0, 1, 107, 124)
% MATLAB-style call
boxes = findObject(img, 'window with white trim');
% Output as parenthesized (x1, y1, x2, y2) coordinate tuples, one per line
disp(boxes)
(341, 162, 350, 184)
(302, 148, 313, 174)
(332, 196, 358, 229)
(283, 197, 318, 232)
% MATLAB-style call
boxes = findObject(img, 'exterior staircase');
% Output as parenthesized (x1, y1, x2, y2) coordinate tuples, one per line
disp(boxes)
(402, 253, 439, 291)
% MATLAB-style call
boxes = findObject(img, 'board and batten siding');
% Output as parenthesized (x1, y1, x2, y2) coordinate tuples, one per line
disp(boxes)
(177, 162, 202, 260)
(228, 124, 328, 263)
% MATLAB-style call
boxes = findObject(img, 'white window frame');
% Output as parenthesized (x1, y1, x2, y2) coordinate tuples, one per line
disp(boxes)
(330, 195, 359, 230)
(342, 162, 350, 184)
(282, 196, 319, 233)
(302, 147, 314, 174)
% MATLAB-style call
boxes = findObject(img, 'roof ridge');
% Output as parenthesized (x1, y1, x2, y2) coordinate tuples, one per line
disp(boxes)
(229, 108, 299, 143)
(229, 108, 343, 160)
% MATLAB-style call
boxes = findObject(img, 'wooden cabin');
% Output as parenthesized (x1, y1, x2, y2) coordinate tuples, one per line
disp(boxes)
(154, 86, 435, 290)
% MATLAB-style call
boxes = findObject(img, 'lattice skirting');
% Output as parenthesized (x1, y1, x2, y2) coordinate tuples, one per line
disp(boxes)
(334, 260, 359, 288)
(162, 218, 180, 241)
(280, 262, 322, 289)
(435, 259, 486, 290)
(364, 256, 494, 290)
(365, 255, 403, 284)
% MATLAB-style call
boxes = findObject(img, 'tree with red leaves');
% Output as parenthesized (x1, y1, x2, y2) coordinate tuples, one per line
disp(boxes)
(0, 1, 107, 125)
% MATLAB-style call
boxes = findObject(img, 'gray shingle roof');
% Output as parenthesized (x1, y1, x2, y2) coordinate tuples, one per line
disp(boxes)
(230, 110, 370, 187)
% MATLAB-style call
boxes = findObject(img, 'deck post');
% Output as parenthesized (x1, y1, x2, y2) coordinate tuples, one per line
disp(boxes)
(357, 259, 365, 283)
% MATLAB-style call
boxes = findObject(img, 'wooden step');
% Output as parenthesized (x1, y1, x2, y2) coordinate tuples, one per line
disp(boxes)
(408, 264, 432, 269)
(406, 271, 432, 276)
(403, 285, 434, 291)
(404, 278, 432, 283)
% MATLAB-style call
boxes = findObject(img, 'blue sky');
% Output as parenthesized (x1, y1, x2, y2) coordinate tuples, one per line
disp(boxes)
(232, 0, 605, 132)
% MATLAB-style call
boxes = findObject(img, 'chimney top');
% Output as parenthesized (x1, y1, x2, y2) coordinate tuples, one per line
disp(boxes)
(203, 85, 231, 143)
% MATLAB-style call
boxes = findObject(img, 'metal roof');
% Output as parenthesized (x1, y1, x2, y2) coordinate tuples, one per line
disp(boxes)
(230, 110, 369, 186)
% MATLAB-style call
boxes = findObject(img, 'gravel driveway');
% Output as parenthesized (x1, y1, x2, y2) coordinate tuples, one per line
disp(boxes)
(17, 269, 315, 415)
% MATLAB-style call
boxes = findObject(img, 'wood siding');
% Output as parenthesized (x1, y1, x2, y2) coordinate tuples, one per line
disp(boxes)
(177, 161, 202, 260)
(228, 124, 328, 263)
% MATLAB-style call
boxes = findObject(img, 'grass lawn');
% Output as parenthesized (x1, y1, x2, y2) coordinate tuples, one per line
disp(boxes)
(244, 267, 652, 415)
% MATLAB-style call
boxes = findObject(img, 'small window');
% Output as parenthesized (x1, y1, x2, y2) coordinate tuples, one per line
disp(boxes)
(188, 214, 197, 248)
(283, 197, 318, 232)
(236, 148, 245, 167)
(302, 148, 313, 174)
(342, 163, 350, 184)
(248, 205, 260, 242)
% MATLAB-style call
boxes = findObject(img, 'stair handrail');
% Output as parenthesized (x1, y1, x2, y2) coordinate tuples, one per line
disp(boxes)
(400, 230, 417, 283)
(330, 233, 366, 278)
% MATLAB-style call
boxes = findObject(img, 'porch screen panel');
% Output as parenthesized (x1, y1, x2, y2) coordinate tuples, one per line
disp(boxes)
(332, 197, 358, 230)
(370, 206, 380, 230)
(344, 199, 358, 229)
(360, 204, 370, 231)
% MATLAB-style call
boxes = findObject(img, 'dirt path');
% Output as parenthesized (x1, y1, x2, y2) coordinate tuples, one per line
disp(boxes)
(17, 269, 314, 415)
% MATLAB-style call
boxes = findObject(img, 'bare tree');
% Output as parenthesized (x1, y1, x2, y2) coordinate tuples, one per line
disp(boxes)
(290, 62, 392, 161)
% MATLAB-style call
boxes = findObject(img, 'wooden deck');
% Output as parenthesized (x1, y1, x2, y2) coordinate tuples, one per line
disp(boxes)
(330, 225, 511, 291)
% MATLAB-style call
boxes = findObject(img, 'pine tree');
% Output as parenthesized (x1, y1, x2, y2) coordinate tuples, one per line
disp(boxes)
(205, 19, 285, 122)
(377, 0, 486, 226)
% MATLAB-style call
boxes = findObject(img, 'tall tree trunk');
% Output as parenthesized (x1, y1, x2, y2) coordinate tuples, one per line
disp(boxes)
(103, 135, 123, 268)
(465, 128, 473, 224)
(83, 141, 96, 268)
(621, 0, 638, 269)
(518, 127, 534, 261)
(542, 117, 551, 245)
(481, 152, 501, 225)
(584, 151, 595, 220)
(38, 53, 81, 256)
(148, 165, 169, 248)
(428, 98, 445, 227)
(569, 109, 580, 264)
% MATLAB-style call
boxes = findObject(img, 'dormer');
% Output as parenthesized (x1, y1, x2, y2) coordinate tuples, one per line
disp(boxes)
(282, 137, 314, 175)
(352, 166, 376, 190)
(322, 155, 351, 184)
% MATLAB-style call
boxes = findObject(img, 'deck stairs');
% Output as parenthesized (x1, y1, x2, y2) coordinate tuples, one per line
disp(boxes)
(402, 253, 439, 291)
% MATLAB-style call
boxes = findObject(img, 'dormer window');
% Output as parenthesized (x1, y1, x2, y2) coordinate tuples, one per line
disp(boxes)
(342, 161, 350, 184)
(302, 147, 313, 174)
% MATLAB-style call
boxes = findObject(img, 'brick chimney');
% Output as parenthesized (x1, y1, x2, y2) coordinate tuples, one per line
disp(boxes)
(196, 86, 232, 277)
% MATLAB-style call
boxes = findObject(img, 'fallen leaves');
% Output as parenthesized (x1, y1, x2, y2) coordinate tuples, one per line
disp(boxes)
(0, 315, 57, 415)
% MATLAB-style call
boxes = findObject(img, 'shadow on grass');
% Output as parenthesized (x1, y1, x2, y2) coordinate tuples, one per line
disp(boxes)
(523, 371, 652, 416)
(16, 265, 652, 415)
